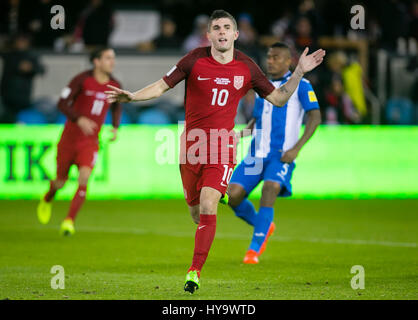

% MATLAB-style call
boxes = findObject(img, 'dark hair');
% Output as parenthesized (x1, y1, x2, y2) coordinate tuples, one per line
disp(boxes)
(270, 42, 290, 50)
(208, 10, 237, 31)
(89, 46, 113, 63)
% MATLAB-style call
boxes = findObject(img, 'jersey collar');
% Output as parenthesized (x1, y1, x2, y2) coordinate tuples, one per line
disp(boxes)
(271, 70, 292, 82)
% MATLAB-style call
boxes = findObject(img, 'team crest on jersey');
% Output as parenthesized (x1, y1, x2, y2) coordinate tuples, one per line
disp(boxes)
(234, 76, 244, 90)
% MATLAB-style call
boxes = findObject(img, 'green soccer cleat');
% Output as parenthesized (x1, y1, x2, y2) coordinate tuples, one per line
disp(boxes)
(37, 198, 52, 225)
(184, 270, 200, 294)
(60, 219, 75, 236)
(219, 192, 229, 205)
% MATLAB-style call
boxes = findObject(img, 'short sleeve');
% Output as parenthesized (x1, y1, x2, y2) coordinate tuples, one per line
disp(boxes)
(245, 59, 275, 98)
(163, 48, 203, 88)
(57, 71, 90, 122)
(64, 73, 84, 97)
(297, 79, 320, 112)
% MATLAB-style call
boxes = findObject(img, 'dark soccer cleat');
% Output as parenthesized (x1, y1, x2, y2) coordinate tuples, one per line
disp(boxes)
(184, 270, 200, 294)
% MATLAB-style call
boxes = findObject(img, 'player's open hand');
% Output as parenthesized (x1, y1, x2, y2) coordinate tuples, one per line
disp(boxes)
(105, 85, 135, 103)
(280, 147, 299, 163)
(296, 47, 326, 74)
(77, 116, 97, 136)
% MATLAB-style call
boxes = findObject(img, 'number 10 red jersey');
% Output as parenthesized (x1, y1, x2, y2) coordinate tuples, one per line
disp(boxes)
(163, 46, 274, 133)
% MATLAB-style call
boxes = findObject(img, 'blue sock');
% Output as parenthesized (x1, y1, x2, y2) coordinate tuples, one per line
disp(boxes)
(232, 199, 257, 226)
(249, 206, 274, 253)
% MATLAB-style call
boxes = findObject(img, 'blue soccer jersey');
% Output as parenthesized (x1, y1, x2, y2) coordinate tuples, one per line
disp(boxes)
(230, 71, 319, 197)
(250, 71, 319, 159)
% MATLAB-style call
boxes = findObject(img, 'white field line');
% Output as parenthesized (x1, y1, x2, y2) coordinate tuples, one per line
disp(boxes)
(30, 225, 418, 248)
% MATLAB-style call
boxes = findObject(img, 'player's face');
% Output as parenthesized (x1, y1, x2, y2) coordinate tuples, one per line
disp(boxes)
(95, 49, 115, 74)
(266, 48, 291, 77)
(207, 18, 238, 53)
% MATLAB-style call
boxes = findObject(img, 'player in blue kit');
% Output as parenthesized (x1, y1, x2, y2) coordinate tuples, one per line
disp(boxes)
(225, 42, 322, 264)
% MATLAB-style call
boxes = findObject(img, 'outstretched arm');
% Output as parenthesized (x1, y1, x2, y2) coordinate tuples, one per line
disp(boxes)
(265, 48, 325, 107)
(106, 78, 170, 103)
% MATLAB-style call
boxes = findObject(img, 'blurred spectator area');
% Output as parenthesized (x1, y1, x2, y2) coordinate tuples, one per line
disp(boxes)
(109, 10, 160, 49)
(0, 47, 415, 126)
(0, 52, 185, 124)
(0, 1, 417, 125)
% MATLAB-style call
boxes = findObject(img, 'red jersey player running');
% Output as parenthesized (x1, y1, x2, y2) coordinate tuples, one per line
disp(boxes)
(37, 47, 122, 236)
(106, 10, 325, 294)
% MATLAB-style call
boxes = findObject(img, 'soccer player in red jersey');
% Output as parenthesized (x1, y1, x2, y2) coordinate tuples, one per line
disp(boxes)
(37, 47, 122, 236)
(106, 10, 325, 293)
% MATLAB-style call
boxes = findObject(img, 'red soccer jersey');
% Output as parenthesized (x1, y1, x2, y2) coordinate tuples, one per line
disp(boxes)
(57, 70, 122, 144)
(163, 47, 274, 161)
(163, 47, 274, 132)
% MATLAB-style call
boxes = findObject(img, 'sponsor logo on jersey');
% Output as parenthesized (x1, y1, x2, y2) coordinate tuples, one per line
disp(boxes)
(308, 90, 318, 102)
(96, 92, 107, 100)
(234, 76, 244, 90)
(85, 90, 95, 96)
(214, 77, 230, 85)
(198, 75, 211, 80)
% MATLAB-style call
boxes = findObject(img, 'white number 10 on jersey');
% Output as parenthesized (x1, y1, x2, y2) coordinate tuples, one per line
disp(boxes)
(211, 88, 229, 107)
(91, 100, 105, 115)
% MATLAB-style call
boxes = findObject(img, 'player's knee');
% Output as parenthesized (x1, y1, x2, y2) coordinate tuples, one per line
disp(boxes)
(262, 181, 281, 197)
(227, 184, 246, 208)
(78, 177, 89, 186)
(78, 168, 92, 185)
(191, 214, 200, 224)
(190, 208, 200, 224)
(54, 179, 66, 189)
(228, 195, 241, 208)
(200, 198, 218, 215)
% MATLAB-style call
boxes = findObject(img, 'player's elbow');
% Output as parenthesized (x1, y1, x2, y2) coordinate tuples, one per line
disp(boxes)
(274, 92, 289, 107)
(157, 86, 168, 98)
(314, 113, 322, 125)
(276, 100, 286, 107)
(274, 97, 287, 107)
(155, 79, 170, 98)
(317, 116, 322, 125)
(314, 109, 322, 122)
(268, 96, 285, 107)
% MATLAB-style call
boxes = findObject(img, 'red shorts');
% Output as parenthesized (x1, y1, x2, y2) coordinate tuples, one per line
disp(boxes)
(56, 140, 98, 180)
(180, 162, 235, 206)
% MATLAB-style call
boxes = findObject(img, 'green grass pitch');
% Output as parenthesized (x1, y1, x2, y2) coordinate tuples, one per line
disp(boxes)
(0, 199, 417, 300)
